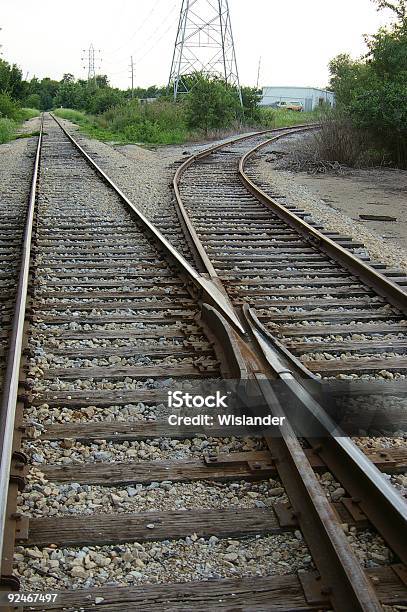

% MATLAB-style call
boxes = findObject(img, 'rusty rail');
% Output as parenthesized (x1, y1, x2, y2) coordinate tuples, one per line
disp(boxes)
(173, 123, 407, 610)
(0, 116, 43, 582)
(239, 131, 407, 314)
(50, 113, 244, 334)
(172, 124, 315, 278)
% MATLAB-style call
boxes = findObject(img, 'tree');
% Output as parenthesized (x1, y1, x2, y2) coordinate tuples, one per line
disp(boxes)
(328, 0, 407, 165)
(54, 79, 85, 109)
(241, 86, 262, 120)
(0, 59, 24, 99)
(95, 74, 109, 88)
(25, 93, 41, 109)
(86, 88, 125, 114)
(373, 0, 406, 22)
(185, 74, 240, 133)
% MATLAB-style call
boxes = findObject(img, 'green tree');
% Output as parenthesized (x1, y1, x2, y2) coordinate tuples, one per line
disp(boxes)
(185, 74, 240, 133)
(241, 86, 262, 120)
(86, 88, 125, 114)
(0, 92, 21, 120)
(0, 59, 24, 99)
(54, 78, 85, 109)
(25, 93, 41, 109)
(329, 0, 407, 165)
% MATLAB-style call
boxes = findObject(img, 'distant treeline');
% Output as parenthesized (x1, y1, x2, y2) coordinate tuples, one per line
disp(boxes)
(0, 61, 167, 113)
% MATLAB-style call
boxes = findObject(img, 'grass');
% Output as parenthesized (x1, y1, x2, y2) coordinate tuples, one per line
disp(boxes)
(19, 107, 41, 120)
(55, 103, 190, 145)
(0, 118, 17, 144)
(53, 104, 321, 146)
(0, 108, 41, 144)
(259, 108, 320, 128)
(53, 108, 131, 143)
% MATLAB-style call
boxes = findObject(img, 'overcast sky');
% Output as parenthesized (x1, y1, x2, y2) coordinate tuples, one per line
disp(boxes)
(1, 1, 393, 89)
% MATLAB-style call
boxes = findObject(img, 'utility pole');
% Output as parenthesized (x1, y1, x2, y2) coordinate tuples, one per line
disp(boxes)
(256, 56, 262, 91)
(168, 0, 243, 106)
(129, 56, 135, 98)
(82, 44, 100, 86)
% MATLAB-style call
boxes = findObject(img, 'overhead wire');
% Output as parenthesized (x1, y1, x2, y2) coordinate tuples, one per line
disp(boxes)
(105, 2, 179, 82)
(102, 0, 167, 61)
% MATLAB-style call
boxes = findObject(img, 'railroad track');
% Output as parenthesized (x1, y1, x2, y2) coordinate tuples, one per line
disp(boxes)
(0, 116, 405, 611)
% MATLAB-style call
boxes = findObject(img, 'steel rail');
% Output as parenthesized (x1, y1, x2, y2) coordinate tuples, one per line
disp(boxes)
(234, 129, 407, 579)
(255, 373, 383, 612)
(239, 132, 407, 314)
(245, 306, 407, 567)
(2, 117, 399, 608)
(0, 116, 44, 576)
(172, 123, 406, 609)
(50, 114, 245, 334)
(172, 124, 317, 277)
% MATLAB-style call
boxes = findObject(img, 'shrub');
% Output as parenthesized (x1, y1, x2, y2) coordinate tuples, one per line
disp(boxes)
(329, 1, 407, 167)
(0, 92, 21, 121)
(20, 108, 40, 120)
(53, 108, 89, 123)
(0, 117, 16, 143)
(313, 112, 372, 166)
(86, 89, 125, 115)
(25, 94, 41, 110)
(100, 99, 188, 143)
(185, 75, 241, 133)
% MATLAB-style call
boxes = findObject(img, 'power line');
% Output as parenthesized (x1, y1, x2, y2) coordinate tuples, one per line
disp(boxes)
(104, 0, 178, 71)
(103, 0, 164, 60)
(106, 5, 179, 82)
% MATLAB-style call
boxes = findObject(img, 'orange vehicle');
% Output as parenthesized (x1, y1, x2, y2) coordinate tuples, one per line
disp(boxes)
(276, 100, 304, 112)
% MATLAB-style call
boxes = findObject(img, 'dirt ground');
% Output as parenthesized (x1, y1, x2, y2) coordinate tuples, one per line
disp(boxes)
(263, 132, 407, 250)
(287, 169, 407, 249)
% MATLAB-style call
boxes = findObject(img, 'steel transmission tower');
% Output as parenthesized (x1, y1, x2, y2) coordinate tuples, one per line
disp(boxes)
(168, 0, 242, 104)
(82, 44, 100, 85)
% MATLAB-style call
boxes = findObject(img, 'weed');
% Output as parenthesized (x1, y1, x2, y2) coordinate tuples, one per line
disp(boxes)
(0, 118, 17, 143)
(259, 107, 320, 128)
(20, 108, 41, 120)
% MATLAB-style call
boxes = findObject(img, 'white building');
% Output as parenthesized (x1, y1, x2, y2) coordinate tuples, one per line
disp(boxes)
(260, 86, 335, 111)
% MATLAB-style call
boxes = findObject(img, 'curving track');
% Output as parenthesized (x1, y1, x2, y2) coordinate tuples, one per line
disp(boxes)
(0, 117, 406, 611)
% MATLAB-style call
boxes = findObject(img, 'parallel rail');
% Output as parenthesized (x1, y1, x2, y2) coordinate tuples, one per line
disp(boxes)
(0, 116, 43, 584)
(0, 117, 405, 611)
(172, 124, 407, 609)
(239, 132, 407, 314)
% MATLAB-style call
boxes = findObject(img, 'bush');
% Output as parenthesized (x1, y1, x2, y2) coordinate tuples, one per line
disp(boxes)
(312, 112, 380, 166)
(25, 94, 41, 110)
(185, 75, 241, 133)
(100, 99, 188, 144)
(0, 117, 17, 143)
(0, 92, 21, 121)
(329, 1, 407, 167)
(53, 108, 89, 123)
(86, 89, 125, 115)
(20, 108, 41, 120)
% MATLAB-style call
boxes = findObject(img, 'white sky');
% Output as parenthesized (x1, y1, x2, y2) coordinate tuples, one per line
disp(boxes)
(1, 0, 393, 89)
